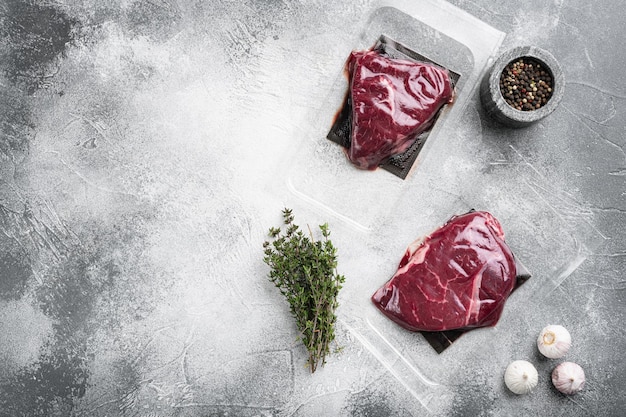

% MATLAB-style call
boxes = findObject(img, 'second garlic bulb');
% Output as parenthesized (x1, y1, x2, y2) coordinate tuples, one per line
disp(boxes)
(504, 360, 538, 395)
(537, 325, 571, 359)
(552, 362, 586, 395)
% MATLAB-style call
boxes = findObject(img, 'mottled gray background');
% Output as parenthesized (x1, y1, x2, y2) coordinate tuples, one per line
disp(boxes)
(0, 0, 624, 416)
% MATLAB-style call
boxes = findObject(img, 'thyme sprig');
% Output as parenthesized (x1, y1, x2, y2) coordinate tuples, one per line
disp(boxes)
(263, 208, 345, 373)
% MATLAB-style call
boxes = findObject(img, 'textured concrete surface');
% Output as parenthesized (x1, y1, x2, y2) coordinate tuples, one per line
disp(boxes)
(0, 0, 624, 416)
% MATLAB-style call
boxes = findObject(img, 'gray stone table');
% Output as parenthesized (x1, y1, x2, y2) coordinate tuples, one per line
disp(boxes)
(0, 0, 623, 416)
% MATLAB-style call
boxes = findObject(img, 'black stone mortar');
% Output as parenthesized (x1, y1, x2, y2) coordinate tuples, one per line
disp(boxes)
(480, 46, 564, 128)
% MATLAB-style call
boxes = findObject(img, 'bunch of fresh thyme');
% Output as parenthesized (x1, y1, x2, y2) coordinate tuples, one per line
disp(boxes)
(263, 208, 345, 373)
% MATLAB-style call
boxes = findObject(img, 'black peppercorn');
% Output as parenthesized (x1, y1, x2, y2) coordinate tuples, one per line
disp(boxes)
(499, 57, 554, 111)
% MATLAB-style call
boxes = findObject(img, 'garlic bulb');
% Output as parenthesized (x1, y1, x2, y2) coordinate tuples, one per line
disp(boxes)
(537, 325, 571, 359)
(552, 362, 585, 395)
(504, 360, 538, 394)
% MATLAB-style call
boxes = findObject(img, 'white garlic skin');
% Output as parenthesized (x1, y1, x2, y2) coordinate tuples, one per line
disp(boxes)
(537, 325, 571, 359)
(504, 360, 538, 395)
(552, 362, 585, 395)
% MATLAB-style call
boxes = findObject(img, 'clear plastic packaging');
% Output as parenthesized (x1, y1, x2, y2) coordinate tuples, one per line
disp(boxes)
(286, 0, 505, 232)
(338, 152, 605, 413)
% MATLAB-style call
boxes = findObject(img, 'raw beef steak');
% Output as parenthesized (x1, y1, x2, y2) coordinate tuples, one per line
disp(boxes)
(371, 211, 517, 332)
(346, 50, 454, 170)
